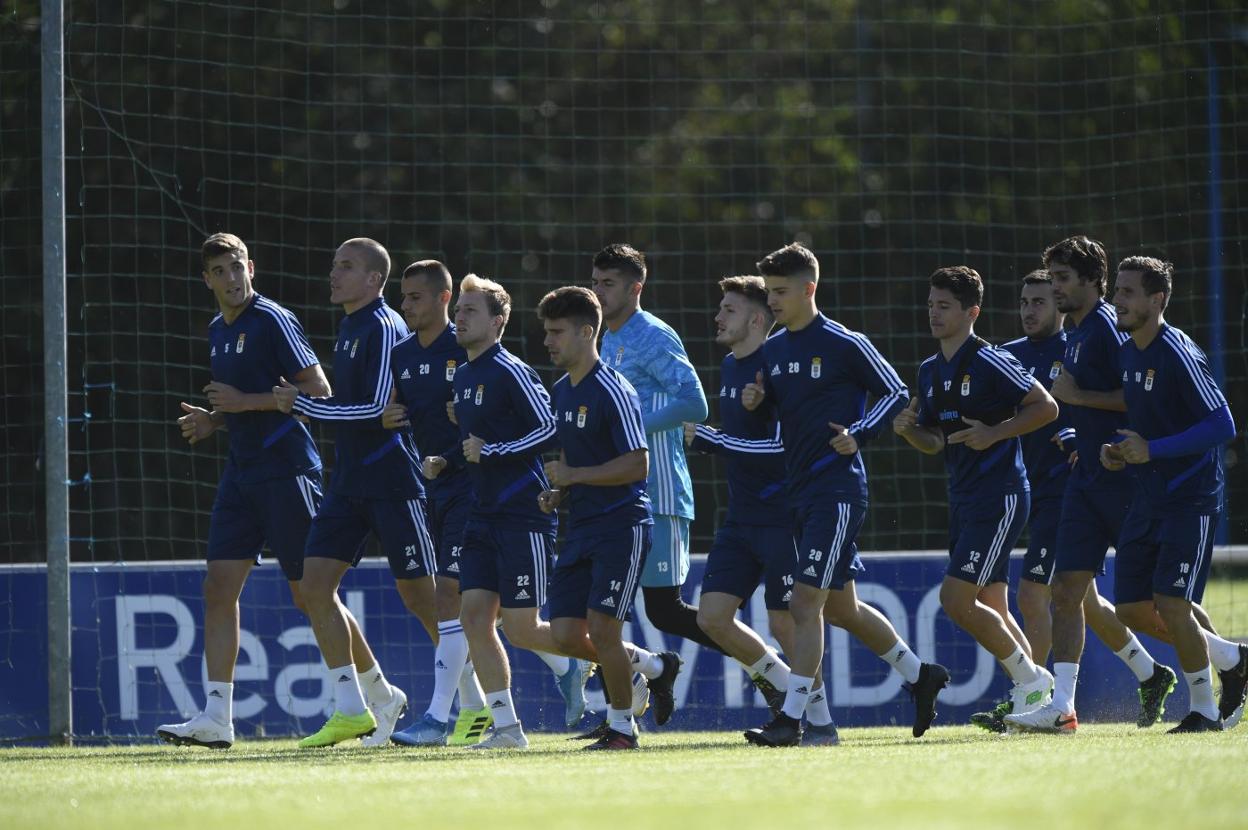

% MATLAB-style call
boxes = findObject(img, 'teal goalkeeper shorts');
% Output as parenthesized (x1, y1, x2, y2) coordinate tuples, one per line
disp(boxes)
(642, 514, 690, 588)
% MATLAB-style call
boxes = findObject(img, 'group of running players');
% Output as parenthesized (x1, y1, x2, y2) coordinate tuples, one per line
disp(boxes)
(156, 232, 1246, 751)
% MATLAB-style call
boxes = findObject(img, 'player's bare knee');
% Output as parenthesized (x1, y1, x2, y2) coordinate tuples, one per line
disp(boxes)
(500, 617, 539, 649)
(457, 599, 494, 635)
(434, 580, 461, 620)
(788, 586, 823, 624)
(1016, 584, 1049, 617)
(286, 583, 308, 616)
(435, 595, 460, 622)
(820, 598, 855, 629)
(767, 612, 795, 651)
(1050, 574, 1087, 611)
(397, 585, 431, 619)
(1114, 601, 1147, 630)
(940, 600, 973, 627)
(201, 574, 227, 608)
(551, 625, 580, 655)
(695, 605, 728, 637)
(586, 614, 620, 650)
(295, 578, 335, 612)
(938, 580, 972, 619)
(1153, 595, 1192, 627)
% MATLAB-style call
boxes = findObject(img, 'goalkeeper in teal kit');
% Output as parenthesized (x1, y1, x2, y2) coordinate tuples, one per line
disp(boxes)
(590, 243, 727, 657)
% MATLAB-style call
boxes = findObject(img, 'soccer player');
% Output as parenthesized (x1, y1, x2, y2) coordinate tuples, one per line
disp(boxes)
(450, 274, 604, 749)
(157, 233, 330, 749)
(893, 265, 1057, 723)
(592, 244, 723, 656)
(969, 270, 1095, 730)
(539, 286, 681, 750)
(742, 243, 948, 747)
(1004, 237, 1176, 733)
(683, 276, 837, 744)
(1001, 270, 1075, 666)
(1098, 256, 1246, 731)
(376, 259, 486, 745)
(383, 262, 590, 746)
(273, 238, 429, 748)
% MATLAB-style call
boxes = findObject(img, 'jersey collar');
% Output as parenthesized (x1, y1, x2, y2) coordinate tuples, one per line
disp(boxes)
(1029, 328, 1066, 347)
(470, 341, 503, 364)
(616, 308, 648, 336)
(1075, 299, 1111, 332)
(218, 292, 260, 328)
(936, 333, 977, 367)
(346, 296, 384, 320)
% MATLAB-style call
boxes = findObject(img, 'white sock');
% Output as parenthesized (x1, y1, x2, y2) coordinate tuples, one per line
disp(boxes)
(329, 664, 368, 716)
(877, 639, 922, 684)
(428, 621, 468, 722)
(534, 650, 571, 677)
(485, 688, 519, 729)
(358, 663, 394, 708)
(204, 680, 232, 724)
(1002, 647, 1040, 685)
(608, 706, 634, 736)
(458, 661, 486, 710)
(747, 650, 790, 688)
(627, 644, 664, 680)
(1051, 662, 1079, 713)
(1184, 666, 1219, 720)
(782, 674, 814, 720)
(1114, 635, 1157, 682)
(805, 685, 833, 727)
(1202, 631, 1243, 672)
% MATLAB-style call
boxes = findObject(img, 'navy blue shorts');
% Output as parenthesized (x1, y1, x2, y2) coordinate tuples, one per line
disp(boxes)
(549, 524, 651, 621)
(428, 489, 470, 580)
(1022, 494, 1062, 585)
(1114, 503, 1218, 605)
(946, 491, 1030, 587)
(207, 468, 321, 581)
(793, 501, 866, 591)
(1054, 481, 1132, 575)
(303, 490, 437, 580)
(458, 519, 554, 608)
(702, 521, 797, 610)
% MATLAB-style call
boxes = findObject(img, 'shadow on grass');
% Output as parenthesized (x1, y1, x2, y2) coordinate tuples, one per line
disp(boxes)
(2, 729, 990, 766)
(0, 736, 764, 766)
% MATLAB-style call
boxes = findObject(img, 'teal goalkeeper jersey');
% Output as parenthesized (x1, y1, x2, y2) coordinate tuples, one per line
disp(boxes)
(601, 309, 707, 520)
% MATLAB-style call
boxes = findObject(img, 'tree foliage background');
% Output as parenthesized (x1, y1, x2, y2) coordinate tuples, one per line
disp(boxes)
(2, 0, 1246, 562)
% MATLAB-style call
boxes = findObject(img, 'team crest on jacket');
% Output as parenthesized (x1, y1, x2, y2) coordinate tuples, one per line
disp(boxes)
(1144, 369, 1155, 391)
(577, 405, 587, 428)
(811, 357, 822, 379)
(614, 347, 625, 367)
(1049, 361, 1060, 380)
(235, 333, 246, 354)
(445, 360, 457, 381)
(960, 374, 971, 396)
(350, 339, 360, 358)
(474, 384, 484, 405)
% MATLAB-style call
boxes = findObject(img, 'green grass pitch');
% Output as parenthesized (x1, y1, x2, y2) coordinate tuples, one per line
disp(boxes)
(3, 726, 1246, 830)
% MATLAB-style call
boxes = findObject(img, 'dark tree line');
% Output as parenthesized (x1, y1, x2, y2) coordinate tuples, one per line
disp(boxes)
(2, 1, 1245, 561)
